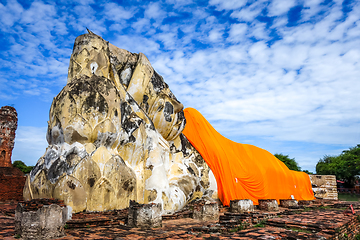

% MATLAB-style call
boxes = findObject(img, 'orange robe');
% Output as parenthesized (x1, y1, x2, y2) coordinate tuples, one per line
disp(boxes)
(183, 108, 314, 206)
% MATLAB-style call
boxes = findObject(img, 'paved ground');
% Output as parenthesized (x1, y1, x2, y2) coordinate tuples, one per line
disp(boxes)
(0, 200, 359, 239)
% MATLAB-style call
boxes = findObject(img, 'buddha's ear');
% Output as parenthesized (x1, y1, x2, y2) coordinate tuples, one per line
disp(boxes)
(126, 53, 154, 105)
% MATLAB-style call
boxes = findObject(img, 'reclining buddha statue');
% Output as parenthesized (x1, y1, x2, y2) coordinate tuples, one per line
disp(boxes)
(23, 31, 217, 214)
(24, 31, 314, 214)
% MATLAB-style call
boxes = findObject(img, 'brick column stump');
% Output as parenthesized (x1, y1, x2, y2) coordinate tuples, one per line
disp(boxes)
(193, 201, 219, 221)
(279, 199, 298, 208)
(258, 199, 279, 211)
(15, 199, 71, 240)
(230, 199, 254, 213)
(298, 200, 314, 206)
(127, 200, 162, 228)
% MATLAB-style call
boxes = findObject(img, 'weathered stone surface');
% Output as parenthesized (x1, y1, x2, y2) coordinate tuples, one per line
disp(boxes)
(24, 32, 217, 214)
(230, 199, 254, 213)
(310, 175, 338, 200)
(279, 199, 298, 208)
(15, 200, 69, 240)
(258, 199, 279, 211)
(193, 200, 219, 221)
(0, 106, 17, 168)
(127, 200, 162, 228)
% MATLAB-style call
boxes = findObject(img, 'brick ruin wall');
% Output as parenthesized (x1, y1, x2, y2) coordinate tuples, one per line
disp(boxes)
(310, 175, 338, 200)
(0, 167, 26, 201)
(0, 106, 18, 168)
(0, 106, 25, 201)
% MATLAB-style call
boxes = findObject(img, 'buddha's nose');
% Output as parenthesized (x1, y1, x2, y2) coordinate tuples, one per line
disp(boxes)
(173, 101, 184, 114)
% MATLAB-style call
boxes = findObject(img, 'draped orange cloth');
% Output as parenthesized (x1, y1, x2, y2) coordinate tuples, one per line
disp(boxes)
(183, 108, 314, 206)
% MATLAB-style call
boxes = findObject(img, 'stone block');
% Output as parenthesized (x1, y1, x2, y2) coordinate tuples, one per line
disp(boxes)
(258, 199, 279, 211)
(193, 201, 219, 221)
(279, 199, 298, 208)
(127, 200, 162, 228)
(230, 199, 254, 213)
(310, 175, 338, 200)
(15, 200, 69, 240)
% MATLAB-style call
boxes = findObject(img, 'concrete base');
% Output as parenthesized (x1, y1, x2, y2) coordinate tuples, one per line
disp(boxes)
(258, 199, 279, 211)
(230, 199, 254, 213)
(127, 200, 162, 228)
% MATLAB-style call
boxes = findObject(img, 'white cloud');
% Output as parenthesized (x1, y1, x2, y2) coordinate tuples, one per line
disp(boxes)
(103, 2, 135, 21)
(209, 0, 247, 10)
(230, 1, 265, 22)
(249, 21, 269, 40)
(267, 0, 296, 16)
(208, 28, 223, 42)
(0, 0, 23, 29)
(145, 2, 165, 20)
(11, 126, 48, 166)
(228, 23, 247, 42)
(248, 41, 270, 64)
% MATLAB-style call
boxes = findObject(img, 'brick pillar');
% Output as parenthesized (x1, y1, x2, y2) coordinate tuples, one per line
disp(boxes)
(0, 106, 18, 167)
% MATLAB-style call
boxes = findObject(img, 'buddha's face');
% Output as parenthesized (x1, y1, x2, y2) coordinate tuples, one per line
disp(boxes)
(147, 90, 185, 141)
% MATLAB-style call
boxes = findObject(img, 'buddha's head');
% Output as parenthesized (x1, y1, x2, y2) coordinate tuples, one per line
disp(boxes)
(109, 42, 186, 141)
(143, 71, 185, 141)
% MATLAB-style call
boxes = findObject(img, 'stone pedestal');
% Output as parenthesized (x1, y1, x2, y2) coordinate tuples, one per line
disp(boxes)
(258, 199, 279, 211)
(193, 201, 219, 221)
(230, 199, 254, 213)
(279, 199, 298, 208)
(127, 200, 162, 228)
(15, 199, 71, 240)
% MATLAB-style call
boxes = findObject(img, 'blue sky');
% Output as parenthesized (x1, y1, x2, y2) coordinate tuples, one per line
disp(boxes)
(0, 0, 359, 172)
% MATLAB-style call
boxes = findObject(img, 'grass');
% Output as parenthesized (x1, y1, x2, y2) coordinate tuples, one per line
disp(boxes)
(287, 227, 312, 234)
(254, 220, 266, 228)
(303, 207, 311, 212)
(338, 193, 360, 202)
(229, 222, 248, 232)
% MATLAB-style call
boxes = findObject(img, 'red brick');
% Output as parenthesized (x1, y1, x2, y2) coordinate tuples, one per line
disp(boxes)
(0, 167, 25, 201)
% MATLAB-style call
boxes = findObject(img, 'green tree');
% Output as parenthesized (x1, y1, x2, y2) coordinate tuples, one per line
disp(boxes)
(12, 160, 33, 174)
(302, 170, 313, 175)
(274, 153, 301, 171)
(316, 144, 360, 187)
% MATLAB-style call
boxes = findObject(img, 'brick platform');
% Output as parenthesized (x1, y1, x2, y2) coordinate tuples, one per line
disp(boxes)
(1, 200, 360, 239)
